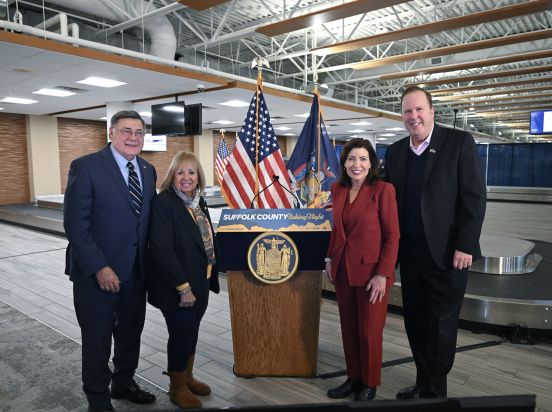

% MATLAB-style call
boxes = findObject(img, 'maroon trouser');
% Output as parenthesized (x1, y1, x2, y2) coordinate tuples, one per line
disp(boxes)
(334, 263, 389, 387)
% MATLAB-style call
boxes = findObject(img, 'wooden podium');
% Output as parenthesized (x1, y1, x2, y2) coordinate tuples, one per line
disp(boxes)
(216, 209, 332, 377)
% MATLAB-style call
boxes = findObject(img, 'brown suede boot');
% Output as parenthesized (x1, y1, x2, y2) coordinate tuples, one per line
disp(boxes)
(186, 354, 211, 396)
(163, 370, 202, 409)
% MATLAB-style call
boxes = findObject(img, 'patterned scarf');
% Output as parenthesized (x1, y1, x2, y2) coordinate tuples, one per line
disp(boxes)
(173, 185, 216, 265)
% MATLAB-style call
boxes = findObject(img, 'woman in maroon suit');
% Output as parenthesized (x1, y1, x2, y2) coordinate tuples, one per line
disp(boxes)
(325, 138, 400, 401)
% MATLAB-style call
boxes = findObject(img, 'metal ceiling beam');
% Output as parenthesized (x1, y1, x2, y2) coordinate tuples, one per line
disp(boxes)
(256, 0, 410, 37)
(430, 77, 552, 94)
(379, 49, 552, 81)
(311, 0, 552, 56)
(349, 29, 552, 71)
(408, 64, 552, 87)
(93, 2, 184, 37)
(435, 86, 552, 101)
(174, 0, 230, 10)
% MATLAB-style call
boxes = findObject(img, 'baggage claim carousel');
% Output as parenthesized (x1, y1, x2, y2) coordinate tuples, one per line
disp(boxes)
(388, 235, 552, 337)
(0, 191, 551, 337)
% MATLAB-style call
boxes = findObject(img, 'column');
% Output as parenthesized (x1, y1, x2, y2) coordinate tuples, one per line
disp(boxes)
(26, 115, 61, 199)
(194, 129, 214, 186)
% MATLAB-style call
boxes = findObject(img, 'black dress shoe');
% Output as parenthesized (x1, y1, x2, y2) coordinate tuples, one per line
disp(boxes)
(396, 384, 420, 400)
(354, 384, 376, 402)
(327, 379, 361, 399)
(111, 380, 156, 404)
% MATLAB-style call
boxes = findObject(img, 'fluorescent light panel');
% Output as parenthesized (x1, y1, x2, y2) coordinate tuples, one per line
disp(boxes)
(0, 97, 38, 104)
(219, 100, 250, 107)
(212, 120, 234, 125)
(77, 77, 126, 88)
(350, 121, 372, 126)
(32, 88, 75, 97)
(293, 113, 310, 118)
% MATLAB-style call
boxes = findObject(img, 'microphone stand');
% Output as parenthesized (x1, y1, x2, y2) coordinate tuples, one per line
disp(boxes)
(249, 176, 278, 209)
(272, 175, 301, 209)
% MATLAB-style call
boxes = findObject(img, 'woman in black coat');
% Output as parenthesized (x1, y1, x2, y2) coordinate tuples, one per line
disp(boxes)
(147, 151, 220, 409)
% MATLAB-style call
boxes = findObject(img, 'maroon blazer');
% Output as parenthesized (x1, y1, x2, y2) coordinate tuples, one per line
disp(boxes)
(327, 180, 400, 287)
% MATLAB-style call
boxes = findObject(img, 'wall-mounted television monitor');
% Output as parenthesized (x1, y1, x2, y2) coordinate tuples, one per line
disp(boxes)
(151, 102, 202, 136)
(530, 110, 552, 135)
(184, 103, 202, 135)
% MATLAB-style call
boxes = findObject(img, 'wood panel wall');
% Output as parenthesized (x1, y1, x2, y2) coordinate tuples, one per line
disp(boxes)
(58, 118, 106, 193)
(57, 118, 194, 191)
(141, 136, 194, 185)
(211, 132, 288, 186)
(0, 113, 30, 205)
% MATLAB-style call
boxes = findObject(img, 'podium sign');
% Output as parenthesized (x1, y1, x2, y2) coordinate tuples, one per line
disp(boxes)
(215, 209, 331, 377)
(217, 209, 332, 272)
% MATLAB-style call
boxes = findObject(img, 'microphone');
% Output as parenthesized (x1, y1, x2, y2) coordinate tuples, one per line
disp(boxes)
(249, 176, 278, 209)
(272, 175, 301, 209)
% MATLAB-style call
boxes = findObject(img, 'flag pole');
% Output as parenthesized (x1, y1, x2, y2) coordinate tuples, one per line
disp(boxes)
(312, 35, 322, 201)
(252, 56, 268, 208)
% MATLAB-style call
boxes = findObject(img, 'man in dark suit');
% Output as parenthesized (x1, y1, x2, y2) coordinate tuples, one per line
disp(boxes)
(384, 87, 486, 399)
(64, 110, 157, 411)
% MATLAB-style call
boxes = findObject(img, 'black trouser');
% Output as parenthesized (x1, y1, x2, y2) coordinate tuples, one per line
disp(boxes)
(399, 237, 467, 398)
(161, 288, 209, 372)
(73, 274, 146, 410)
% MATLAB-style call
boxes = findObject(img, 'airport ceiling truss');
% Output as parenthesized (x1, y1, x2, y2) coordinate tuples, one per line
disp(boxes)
(12, 0, 552, 142)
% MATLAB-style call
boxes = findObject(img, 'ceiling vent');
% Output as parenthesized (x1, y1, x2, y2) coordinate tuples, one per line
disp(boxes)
(430, 56, 443, 65)
(55, 86, 88, 93)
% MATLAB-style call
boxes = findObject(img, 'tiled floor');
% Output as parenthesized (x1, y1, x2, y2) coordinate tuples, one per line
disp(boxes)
(0, 219, 551, 411)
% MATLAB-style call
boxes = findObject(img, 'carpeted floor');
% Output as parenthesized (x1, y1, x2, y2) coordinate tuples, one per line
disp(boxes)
(0, 301, 175, 411)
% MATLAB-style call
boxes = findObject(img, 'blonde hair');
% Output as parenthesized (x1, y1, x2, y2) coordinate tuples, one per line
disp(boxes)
(159, 151, 206, 193)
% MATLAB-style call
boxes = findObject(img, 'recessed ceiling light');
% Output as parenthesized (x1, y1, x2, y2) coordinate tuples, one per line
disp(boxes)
(0, 97, 38, 104)
(274, 126, 292, 131)
(163, 105, 184, 113)
(379, 133, 396, 137)
(139, 111, 152, 117)
(0, 107, 4, 111)
(376, 137, 388, 141)
(348, 129, 365, 133)
(33, 88, 76, 97)
(76, 77, 126, 88)
(293, 113, 310, 118)
(219, 100, 250, 107)
(386, 127, 405, 131)
(212, 120, 234, 125)
(99, 116, 107, 120)
(283, 133, 295, 136)
(350, 121, 372, 126)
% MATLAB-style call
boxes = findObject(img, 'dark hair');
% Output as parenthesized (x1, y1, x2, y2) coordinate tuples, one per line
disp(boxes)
(338, 138, 380, 187)
(110, 110, 146, 129)
(400, 86, 433, 108)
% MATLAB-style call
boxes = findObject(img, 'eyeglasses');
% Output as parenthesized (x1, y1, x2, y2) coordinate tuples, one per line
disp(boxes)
(113, 128, 145, 138)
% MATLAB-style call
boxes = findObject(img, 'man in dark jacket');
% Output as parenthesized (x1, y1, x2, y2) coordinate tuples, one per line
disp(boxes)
(385, 87, 486, 399)
(64, 110, 157, 411)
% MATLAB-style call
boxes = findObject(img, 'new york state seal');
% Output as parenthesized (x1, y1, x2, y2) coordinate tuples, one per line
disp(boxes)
(247, 231, 299, 284)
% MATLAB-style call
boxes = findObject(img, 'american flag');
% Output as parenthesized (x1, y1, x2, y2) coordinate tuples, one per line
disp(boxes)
(221, 88, 294, 209)
(215, 136, 230, 184)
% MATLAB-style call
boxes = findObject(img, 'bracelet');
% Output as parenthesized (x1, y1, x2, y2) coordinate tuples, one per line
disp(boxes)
(324, 257, 332, 263)
(178, 287, 191, 296)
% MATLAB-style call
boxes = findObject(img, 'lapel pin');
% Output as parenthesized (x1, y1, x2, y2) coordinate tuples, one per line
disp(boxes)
(429, 148, 436, 154)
